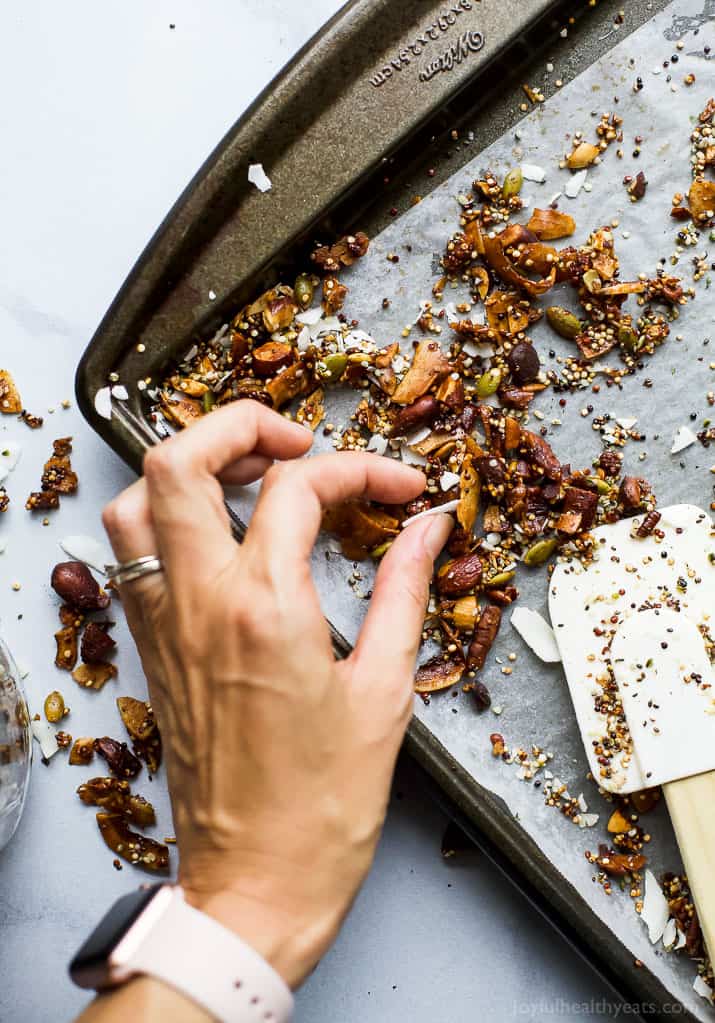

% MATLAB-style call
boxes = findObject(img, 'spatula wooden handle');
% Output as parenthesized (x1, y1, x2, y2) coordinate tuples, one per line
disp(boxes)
(664, 772, 715, 958)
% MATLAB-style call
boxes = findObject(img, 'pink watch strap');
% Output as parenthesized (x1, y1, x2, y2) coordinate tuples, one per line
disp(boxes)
(124, 887, 294, 1022)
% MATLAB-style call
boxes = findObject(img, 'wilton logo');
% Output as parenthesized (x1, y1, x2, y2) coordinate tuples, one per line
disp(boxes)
(368, 1, 475, 88)
(419, 29, 484, 81)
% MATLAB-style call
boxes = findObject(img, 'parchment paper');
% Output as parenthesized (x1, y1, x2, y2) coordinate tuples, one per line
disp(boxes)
(228, 2, 715, 1014)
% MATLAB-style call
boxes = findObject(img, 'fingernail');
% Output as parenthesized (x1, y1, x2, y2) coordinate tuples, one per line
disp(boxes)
(422, 513, 454, 560)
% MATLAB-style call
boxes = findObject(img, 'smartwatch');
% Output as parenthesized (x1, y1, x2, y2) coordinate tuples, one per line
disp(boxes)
(69, 884, 294, 1022)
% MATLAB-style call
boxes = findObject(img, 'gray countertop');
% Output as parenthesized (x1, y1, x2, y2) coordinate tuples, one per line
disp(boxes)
(0, 3, 617, 1020)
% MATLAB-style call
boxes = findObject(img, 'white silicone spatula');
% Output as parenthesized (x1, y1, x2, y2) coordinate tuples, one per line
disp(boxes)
(549, 504, 715, 957)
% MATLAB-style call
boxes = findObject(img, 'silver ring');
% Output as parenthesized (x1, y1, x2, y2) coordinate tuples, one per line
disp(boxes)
(105, 555, 164, 586)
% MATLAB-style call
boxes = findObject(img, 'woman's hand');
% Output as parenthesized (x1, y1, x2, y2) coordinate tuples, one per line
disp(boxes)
(101, 401, 451, 989)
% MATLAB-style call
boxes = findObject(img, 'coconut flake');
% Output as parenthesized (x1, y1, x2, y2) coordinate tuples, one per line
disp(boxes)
(94, 387, 112, 420)
(693, 976, 714, 1003)
(401, 500, 459, 528)
(662, 918, 678, 950)
(578, 813, 599, 828)
(577, 793, 588, 812)
(0, 442, 21, 483)
(60, 535, 113, 574)
(296, 326, 311, 352)
(440, 471, 461, 492)
(521, 163, 546, 183)
(404, 425, 432, 447)
(111, 384, 128, 401)
(616, 416, 638, 430)
(671, 425, 697, 454)
(295, 306, 323, 327)
(366, 434, 388, 456)
(247, 163, 272, 193)
(641, 869, 670, 944)
(309, 316, 342, 341)
(31, 719, 58, 760)
(510, 607, 561, 663)
(461, 339, 495, 359)
(676, 928, 687, 950)
(400, 445, 429, 467)
(564, 169, 588, 198)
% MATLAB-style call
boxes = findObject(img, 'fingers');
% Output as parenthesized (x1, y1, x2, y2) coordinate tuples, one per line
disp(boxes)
(102, 477, 163, 609)
(220, 453, 274, 486)
(243, 452, 426, 571)
(348, 513, 453, 696)
(143, 402, 313, 580)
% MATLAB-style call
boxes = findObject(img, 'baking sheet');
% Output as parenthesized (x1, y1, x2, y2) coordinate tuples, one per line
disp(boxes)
(228, 1, 715, 1014)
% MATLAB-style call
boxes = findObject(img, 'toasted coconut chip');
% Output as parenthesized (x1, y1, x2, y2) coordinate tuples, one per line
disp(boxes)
(457, 454, 479, 533)
(31, 718, 59, 760)
(111, 385, 128, 401)
(521, 163, 546, 183)
(671, 425, 697, 454)
(564, 169, 588, 198)
(402, 499, 459, 528)
(400, 445, 428, 467)
(482, 230, 556, 297)
(391, 340, 450, 405)
(510, 607, 561, 663)
(689, 179, 715, 223)
(461, 339, 495, 359)
(0, 370, 22, 415)
(526, 208, 575, 241)
(94, 387, 112, 420)
(414, 652, 464, 693)
(566, 141, 599, 169)
(247, 162, 272, 193)
(640, 869, 670, 944)
(72, 662, 118, 691)
(60, 534, 113, 574)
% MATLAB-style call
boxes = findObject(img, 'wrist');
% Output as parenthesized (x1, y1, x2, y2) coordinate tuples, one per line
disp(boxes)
(182, 885, 338, 989)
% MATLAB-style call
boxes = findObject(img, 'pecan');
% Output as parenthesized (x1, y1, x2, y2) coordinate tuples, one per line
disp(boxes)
(20, 409, 43, 428)
(598, 449, 622, 477)
(520, 431, 562, 480)
(489, 732, 506, 757)
(442, 231, 473, 273)
(78, 777, 156, 828)
(26, 490, 59, 511)
(388, 396, 439, 437)
(629, 788, 660, 814)
(628, 171, 648, 201)
(94, 737, 142, 779)
(322, 276, 348, 314)
(557, 487, 598, 533)
(311, 232, 369, 273)
(476, 455, 505, 489)
(96, 813, 169, 872)
(685, 913, 703, 958)
(487, 586, 518, 606)
(499, 386, 534, 410)
(51, 561, 110, 611)
(56, 730, 72, 749)
(466, 606, 502, 671)
(636, 510, 661, 538)
(81, 622, 116, 664)
(437, 552, 483, 598)
(446, 526, 473, 558)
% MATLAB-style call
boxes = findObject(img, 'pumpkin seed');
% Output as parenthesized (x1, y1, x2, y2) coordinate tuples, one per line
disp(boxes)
(502, 167, 523, 199)
(584, 476, 613, 496)
(44, 690, 66, 723)
(523, 537, 558, 567)
(370, 541, 393, 559)
(294, 273, 314, 309)
(618, 324, 640, 353)
(545, 306, 581, 340)
(202, 391, 215, 413)
(318, 353, 348, 381)
(475, 367, 502, 398)
(484, 569, 515, 588)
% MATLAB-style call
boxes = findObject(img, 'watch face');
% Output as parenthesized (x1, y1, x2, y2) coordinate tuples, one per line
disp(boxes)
(69, 885, 162, 989)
